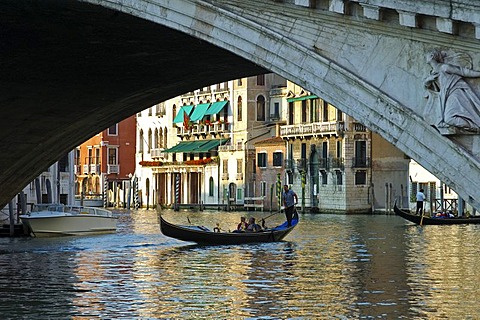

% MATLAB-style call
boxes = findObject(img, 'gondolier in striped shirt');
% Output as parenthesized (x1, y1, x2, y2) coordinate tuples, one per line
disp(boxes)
(282, 185, 298, 227)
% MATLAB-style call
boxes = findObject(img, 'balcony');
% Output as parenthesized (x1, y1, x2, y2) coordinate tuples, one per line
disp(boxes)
(176, 126, 192, 137)
(90, 164, 100, 174)
(285, 158, 294, 172)
(107, 164, 120, 174)
(296, 159, 307, 172)
(352, 122, 367, 132)
(280, 121, 344, 138)
(211, 122, 230, 135)
(236, 173, 243, 180)
(192, 124, 208, 135)
(221, 173, 229, 180)
(330, 157, 344, 170)
(82, 164, 89, 174)
(74, 165, 81, 175)
(351, 157, 370, 168)
(151, 148, 165, 158)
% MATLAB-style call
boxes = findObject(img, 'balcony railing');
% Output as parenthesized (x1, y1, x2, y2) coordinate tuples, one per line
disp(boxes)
(280, 121, 344, 138)
(351, 157, 370, 168)
(176, 126, 192, 137)
(330, 157, 344, 169)
(107, 164, 120, 174)
(192, 124, 208, 135)
(90, 164, 100, 174)
(82, 164, 89, 174)
(151, 148, 165, 158)
(296, 159, 307, 172)
(285, 158, 294, 172)
(236, 173, 243, 180)
(352, 122, 367, 132)
(221, 173, 229, 180)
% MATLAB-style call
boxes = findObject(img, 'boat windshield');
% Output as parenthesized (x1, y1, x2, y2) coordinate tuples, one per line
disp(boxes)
(32, 204, 66, 212)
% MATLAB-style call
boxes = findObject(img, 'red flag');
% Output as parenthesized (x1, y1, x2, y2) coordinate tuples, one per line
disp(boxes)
(183, 110, 190, 130)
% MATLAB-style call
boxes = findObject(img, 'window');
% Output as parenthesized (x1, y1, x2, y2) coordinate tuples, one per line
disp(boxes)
(108, 124, 118, 136)
(139, 130, 144, 153)
(223, 160, 228, 174)
(237, 78, 243, 86)
(288, 102, 294, 125)
(261, 181, 267, 197)
(355, 170, 367, 185)
(301, 143, 307, 160)
(337, 109, 343, 121)
(209, 177, 214, 196)
(75, 148, 80, 166)
(311, 99, 320, 122)
(323, 101, 329, 122)
(354, 141, 367, 167)
(237, 96, 242, 121)
(58, 153, 68, 172)
(273, 152, 283, 167)
(148, 107, 152, 116)
(148, 129, 152, 153)
(163, 128, 168, 148)
(335, 170, 343, 185)
(108, 148, 117, 165)
(257, 153, 267, 168)
(256, 95, 265, 121)
(95, 148, 100, 165)
(273, 102, 280, 119)
(321, 170, 328, 185)
(301, 100, 307, 123)
(87, 148, 93, 165)
(154, 128, 159, 149)
(237, 188, 243, 200)
(237, 159, 243, 174)
(256, 74, 265, 86)
(336, 141, 342, 158)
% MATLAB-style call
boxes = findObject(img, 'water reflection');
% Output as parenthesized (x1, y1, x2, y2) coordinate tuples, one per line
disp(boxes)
(0, 210, 479, 319)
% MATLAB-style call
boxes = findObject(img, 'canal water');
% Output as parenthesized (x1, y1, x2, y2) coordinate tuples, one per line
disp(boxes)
(1, 209, 480, 319)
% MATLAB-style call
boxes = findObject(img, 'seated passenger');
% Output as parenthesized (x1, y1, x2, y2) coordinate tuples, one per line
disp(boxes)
(246, 217, 262, 232)
(234, 216, 248, 232)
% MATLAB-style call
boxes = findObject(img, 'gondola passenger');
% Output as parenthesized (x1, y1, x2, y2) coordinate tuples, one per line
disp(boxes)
(246, 217, 262, 232)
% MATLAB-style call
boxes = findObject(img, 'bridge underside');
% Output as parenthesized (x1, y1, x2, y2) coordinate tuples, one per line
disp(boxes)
(0, 1, 266, 207)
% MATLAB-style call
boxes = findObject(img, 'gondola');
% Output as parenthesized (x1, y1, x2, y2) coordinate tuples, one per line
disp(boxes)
(160, 212, 299, 245)
(394, 203, 480, 225)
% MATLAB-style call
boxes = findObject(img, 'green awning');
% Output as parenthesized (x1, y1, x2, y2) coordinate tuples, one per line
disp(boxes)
(172, 105, 194, 123)
(195, 139, 229, 152)
(286, 95, 318, 103)
(205, 100, 229, 116)
(163, 139, 229, 153)
(189, 103, 211, 122)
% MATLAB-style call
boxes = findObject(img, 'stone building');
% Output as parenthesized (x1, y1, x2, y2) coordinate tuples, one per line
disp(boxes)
(279, 82, 409, 213)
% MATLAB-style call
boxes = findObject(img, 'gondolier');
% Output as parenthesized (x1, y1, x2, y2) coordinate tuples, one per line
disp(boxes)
(282, 185, 298, 227)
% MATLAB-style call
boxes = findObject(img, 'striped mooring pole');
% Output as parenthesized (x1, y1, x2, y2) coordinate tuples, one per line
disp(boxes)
(103, 177, 108, 208)
(134, 177, 139, 210)
(276, 173, 282, 210)
(174, 173, 180, 211)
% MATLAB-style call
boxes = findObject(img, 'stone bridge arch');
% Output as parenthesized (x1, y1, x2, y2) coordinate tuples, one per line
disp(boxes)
(1, 0, 479, 209)
(89, 0, 480, 208)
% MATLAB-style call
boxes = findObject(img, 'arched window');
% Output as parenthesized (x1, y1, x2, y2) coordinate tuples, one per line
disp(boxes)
(237, 96, 243, 121)
(158, 128, 163, 148)
(148, 129, 152, 153)
(154, 128, 158, 149)
(256, 95, 265, 121)
(139, 130, 144, 153)
(172, 105, 177, 120)
(163, 128, 168, 148)
(209, 177, 214, 197)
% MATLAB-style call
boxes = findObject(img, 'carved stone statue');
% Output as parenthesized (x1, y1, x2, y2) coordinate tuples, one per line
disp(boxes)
(423, 49, 480, 131)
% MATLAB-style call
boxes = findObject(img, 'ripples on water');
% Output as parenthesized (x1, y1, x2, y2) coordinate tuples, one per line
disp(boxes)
(1, 210, 480, 319)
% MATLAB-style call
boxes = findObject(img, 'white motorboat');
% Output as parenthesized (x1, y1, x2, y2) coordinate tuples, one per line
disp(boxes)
(19, 204, 117, 237)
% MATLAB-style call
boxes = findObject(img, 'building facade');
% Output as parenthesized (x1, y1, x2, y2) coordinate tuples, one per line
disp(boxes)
(75, 116, 136, 207)
(279, 82, 409, 213)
